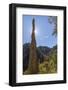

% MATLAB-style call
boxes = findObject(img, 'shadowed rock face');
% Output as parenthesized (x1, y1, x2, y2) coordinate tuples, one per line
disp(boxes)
(23, 43, 30, 71)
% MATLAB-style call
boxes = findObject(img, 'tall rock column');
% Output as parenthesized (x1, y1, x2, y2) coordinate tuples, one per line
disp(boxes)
(28, 18, 38, 74)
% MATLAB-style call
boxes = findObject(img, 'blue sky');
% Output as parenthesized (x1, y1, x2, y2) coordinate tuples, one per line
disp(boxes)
(23, 15, 57, 48)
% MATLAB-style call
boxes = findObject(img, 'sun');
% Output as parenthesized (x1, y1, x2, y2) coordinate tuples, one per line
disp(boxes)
(35, 28, 38, 35)
(30, 27, 38, 36)
(35, 29, 38, 34)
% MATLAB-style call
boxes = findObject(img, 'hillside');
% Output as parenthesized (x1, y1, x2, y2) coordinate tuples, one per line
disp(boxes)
(23, 43, 57, 73)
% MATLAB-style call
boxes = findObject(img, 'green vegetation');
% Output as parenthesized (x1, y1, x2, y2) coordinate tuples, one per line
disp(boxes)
(39, 50, 57, 74)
